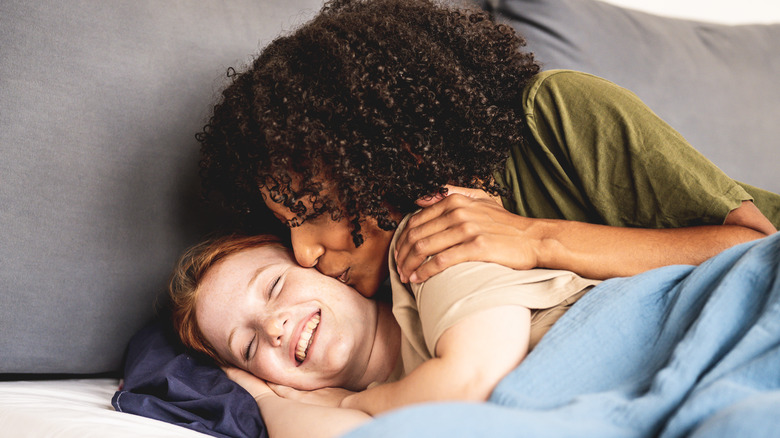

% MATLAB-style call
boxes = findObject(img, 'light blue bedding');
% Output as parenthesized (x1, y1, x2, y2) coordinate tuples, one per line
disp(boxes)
(346, 232, 780, 437)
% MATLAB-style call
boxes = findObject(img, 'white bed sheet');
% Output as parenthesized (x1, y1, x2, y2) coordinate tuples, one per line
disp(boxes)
(0, 378, 210, 438)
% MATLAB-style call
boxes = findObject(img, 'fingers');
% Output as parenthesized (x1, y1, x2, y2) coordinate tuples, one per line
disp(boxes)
(266, 384, 350, 408)
(396, 219, 485, 282)
(403, 231, 539, 284)
(220, 366, 276, 400)
(395, 194, 538, 282)
(396, 195, 496, 281)
(414, 184, 500, 207)
(440, 184, 495, 200)
(415, 191, 446, 208)
(405, 241, 480, 283)
(221, 366, 247, 380)
(398, 194, 475, 251)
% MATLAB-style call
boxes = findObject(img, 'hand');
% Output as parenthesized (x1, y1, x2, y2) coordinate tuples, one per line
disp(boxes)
(222, 366, 276, 401)
(268, 383, 356, 408)
(415, 184, 501, 207)
(395, 184, 541, 283)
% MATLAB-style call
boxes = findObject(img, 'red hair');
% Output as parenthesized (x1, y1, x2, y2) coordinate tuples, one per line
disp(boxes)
(168, 234, 282, 365)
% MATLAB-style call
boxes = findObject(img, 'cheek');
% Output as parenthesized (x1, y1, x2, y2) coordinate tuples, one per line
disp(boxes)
(359, 241, 392, 283)
(366, 228, 393, 262)
(352, 272, 379, 298)
(250, 350, 289, 385)
(311, 329, 355, 384)
(324, 223, 356, 248)
(299, 221, 354, 252)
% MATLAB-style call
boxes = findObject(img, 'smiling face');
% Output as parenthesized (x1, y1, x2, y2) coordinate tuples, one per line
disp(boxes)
(260, 186, 399, 298)
(195, 244, 395, 391)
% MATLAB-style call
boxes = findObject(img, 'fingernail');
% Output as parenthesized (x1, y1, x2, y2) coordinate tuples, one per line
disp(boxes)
(409, 273, 419, 283)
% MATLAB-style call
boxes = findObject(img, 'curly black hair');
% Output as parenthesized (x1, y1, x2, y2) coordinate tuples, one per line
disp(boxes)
(198, 0, 540, 246)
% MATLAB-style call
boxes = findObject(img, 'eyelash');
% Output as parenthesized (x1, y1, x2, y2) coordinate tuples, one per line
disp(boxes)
(245, 275, 282, 361)
(268, 275, 281, 299)
(244, 336, 254, 362)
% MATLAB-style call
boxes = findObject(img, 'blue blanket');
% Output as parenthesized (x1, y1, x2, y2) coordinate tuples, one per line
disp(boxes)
(345, 233, 780, 438)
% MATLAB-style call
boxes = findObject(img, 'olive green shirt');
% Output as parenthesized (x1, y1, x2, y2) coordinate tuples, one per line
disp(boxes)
(495, 70, 780, 229)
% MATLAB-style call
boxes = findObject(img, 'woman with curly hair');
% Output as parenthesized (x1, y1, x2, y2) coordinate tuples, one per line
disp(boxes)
(198, 0, 778, 299)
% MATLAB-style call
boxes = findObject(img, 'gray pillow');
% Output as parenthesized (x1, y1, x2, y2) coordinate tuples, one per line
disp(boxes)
(489, 0, 780, 193)
(0, 0, 324, 375)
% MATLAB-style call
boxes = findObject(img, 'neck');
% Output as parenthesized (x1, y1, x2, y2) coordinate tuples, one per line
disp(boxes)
(354, 302, 401, 390)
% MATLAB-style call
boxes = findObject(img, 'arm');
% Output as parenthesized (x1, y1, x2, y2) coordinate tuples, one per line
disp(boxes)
(398, 71, 777, 282)
(341, 304, 531, 415)
(395, 190, 775, 282)
(535, 200, 773, 279)
(224, 367, 371, 438)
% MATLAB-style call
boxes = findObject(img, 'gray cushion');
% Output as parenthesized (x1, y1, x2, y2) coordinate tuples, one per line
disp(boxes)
(490, 0, 780, 193)
(0, 0, 324, 374)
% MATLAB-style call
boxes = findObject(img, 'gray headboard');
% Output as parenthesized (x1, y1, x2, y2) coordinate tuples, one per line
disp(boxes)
(1, 0, 777, 376)
(0, 0, 325, 375)
(490, 0, 780, 193)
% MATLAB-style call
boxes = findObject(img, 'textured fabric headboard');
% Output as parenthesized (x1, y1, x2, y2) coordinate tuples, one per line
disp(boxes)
(2, 0, 777, 377)
(490, 0, 780, 193)
(0, 0, 324, 375)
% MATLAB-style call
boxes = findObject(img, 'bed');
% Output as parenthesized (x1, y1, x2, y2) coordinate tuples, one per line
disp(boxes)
(1, 0, 779, 437)
(345, 232, 780, 437)
(0, 379, 208, 438)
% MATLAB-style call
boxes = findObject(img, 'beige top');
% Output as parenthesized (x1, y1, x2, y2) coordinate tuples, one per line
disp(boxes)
(388, 213, 601, 377)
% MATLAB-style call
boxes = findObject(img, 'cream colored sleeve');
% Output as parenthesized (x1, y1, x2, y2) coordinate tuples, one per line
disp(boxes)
(389, 211, 599, 358)
(411, 261, 599, 356)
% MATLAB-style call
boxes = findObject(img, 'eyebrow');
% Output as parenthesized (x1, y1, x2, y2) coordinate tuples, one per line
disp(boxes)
(226, 265, 270, 359)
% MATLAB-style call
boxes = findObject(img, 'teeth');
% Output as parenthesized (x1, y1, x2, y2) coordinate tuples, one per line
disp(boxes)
(295, 313, 320, 362)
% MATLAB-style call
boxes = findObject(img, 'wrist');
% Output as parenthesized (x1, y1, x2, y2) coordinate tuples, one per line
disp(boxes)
(525, 218, 560, 270)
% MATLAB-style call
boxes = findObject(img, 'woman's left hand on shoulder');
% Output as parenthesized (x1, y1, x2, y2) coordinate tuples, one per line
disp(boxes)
(394, 184, 541, 283)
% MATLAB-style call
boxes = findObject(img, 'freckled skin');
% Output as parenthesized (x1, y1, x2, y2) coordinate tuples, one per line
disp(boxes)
(195, 245, 395, 391)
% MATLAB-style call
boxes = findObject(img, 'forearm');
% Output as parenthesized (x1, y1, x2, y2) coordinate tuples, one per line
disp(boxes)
(533, 218, 770, 279)
(342, 306, 530, 416)
(396, 192, 776, 284)
(256, 394, 371, 438)
(341, 358, 484, 415)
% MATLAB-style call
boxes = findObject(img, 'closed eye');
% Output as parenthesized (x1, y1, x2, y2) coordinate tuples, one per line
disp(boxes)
(244, 334, 255, 362)
(267, 275, 281, 300)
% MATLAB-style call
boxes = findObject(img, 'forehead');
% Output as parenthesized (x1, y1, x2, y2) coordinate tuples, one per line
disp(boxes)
(199, 245, 291, 297)
(195, 245, 294, 348)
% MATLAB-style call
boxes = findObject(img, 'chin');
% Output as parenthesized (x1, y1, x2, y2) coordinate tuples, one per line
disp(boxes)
(357, 275, 385, 298)
(295, 381, 325, 391)
(358, 283, 378, 298)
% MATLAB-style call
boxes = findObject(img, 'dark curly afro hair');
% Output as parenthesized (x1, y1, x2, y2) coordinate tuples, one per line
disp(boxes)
(198, 0, 540, 246)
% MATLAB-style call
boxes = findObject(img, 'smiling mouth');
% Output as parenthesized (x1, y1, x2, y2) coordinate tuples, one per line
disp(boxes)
(295, 312, 321, 364)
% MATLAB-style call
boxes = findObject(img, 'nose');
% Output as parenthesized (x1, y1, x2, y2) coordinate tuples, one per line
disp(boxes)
(261, 313, 287, 347)
(290, 226, 324, 269)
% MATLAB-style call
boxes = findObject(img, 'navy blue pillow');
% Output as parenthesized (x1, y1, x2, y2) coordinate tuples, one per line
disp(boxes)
(112, 317, 267, 438)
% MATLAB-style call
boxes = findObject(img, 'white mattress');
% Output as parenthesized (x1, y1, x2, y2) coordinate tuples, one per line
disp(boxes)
(0, 378, 209, 437)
